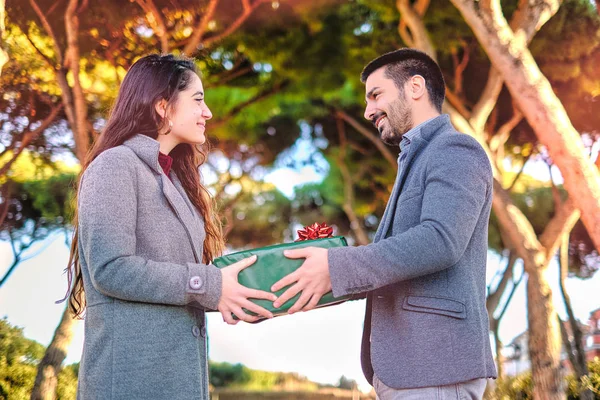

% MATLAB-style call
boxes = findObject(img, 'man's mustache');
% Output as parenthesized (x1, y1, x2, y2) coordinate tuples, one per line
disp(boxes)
(371, 112, 386, 128)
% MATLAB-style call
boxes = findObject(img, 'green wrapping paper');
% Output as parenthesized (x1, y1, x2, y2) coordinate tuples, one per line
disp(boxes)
(212, 236, 350, 320)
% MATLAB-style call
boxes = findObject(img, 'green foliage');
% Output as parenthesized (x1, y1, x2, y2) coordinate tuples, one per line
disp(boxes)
(223, 183, 293, 249)
(566, 358, 600, 399)
(488, 372, 533, 400)
(208, 361, 318, 391)
(1, 156, 77, 239)
(488, 359, 600, 399)
(0, 318, 78, 400)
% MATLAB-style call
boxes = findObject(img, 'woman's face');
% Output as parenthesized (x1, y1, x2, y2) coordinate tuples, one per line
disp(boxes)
(160, 72, 213, 149)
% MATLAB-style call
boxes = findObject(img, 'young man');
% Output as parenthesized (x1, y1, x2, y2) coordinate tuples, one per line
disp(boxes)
(272, 48, 497, 399)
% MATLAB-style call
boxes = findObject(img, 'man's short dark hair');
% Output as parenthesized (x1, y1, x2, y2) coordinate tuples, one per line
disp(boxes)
(361, 48, 445, 113)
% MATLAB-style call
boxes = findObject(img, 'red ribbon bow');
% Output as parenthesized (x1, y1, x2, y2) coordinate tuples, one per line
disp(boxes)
(295, 222, 334, 241)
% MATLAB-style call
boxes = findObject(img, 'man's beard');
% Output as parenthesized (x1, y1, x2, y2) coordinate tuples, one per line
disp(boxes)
(379, 97, 413, 146)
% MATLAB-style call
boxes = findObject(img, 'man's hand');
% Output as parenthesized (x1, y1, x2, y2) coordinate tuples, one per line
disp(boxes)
(218, 255, 277, 324)
(271, 247, 332, 314)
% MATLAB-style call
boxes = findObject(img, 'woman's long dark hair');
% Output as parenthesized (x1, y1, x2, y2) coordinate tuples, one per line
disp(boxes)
(63, 54, 225, 318)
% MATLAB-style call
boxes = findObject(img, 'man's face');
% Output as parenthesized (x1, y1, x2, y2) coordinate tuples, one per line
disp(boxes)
(364, 67, 413, 146)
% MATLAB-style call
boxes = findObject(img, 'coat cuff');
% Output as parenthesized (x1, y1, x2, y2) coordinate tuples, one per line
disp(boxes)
(328, 246, 373, 298)
(185, 263, 222, 310)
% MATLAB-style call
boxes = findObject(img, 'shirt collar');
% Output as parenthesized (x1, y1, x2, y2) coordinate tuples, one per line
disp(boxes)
(399, 116, 437, 151)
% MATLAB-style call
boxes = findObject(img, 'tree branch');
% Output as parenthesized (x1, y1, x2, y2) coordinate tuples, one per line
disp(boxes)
(182, 0, 219, 55)
(65, 0, 90, 163)
(0, 103, 63, 177)
(135, 0, 169, 53)
(336, 115, 369, 245)
(396, 0, 435, 60)
(29, 0, 64, 66)
(468, 0, 560, 133)
(335, 109, 397, 169)
(0, 0, 8, 76)
(506, 150, 532, 192)
(210, 80, 288, 129)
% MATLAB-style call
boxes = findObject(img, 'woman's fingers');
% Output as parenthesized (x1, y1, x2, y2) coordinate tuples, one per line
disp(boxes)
(231, 255, 257, 273)
(231, 306, 260, 323)
(220, 309, 238, 325)
(288, 290, 312, 314)
(244, 288, 277, 302)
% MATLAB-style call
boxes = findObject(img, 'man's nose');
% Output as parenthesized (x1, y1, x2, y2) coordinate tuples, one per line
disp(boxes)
(364, 104, 375, 121)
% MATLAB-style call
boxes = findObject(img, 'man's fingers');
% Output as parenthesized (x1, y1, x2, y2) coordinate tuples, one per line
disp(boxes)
(303, 293, 321, 312)
(244, 288, 277, 302)
(271, 271, 298, 293)
(232, 255, 258, 272)
(273, 284, 302, 309)
(283, 248, 311, 259)
(288, 291, 312, 314)
(241, 300, 274, 319)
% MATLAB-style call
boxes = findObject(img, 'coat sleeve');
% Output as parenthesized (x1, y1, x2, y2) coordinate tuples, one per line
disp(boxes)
(328, 133, 492, 297)
(77, 149, 222, 309)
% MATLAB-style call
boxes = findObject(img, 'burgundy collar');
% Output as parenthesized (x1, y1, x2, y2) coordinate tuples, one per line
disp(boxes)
(158, 152, 173, 176)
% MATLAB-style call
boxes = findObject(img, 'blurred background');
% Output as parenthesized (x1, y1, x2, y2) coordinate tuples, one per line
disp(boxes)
(1, 0, 600, 399)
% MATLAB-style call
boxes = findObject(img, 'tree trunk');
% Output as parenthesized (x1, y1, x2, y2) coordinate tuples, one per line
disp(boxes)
(64, 0, 89, 163)
(526, 263, 564, 400)
(491, 318, 504, 379)
(558, 234, 593, 400)
(30, 307, 78, 400)
(0, 0, 8, 76)
(451, 0, 600, 253)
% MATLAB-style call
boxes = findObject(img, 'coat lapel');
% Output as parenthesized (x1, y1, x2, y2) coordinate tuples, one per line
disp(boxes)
(161, 175, 204, 263)
(123, 134, 204, 263)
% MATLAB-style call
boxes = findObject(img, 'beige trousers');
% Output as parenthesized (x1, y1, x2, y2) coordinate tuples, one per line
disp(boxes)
(373, 374, 488, 400)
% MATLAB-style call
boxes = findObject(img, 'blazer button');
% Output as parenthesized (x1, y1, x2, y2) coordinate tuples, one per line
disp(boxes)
(201, 326, 207, 337)
(189, 276, 203, 290)
(192, 325, 201, 338)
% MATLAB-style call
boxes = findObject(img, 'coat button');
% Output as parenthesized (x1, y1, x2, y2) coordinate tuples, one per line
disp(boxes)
(200, 326, 207, 337)
(189, 276, 203, 290)
(192, 325, 201, 338)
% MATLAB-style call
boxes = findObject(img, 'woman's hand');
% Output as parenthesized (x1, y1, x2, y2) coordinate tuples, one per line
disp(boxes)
(217, 255, 277, 324)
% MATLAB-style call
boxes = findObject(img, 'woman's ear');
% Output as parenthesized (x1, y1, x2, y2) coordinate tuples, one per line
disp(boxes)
(154, 99, 168, 119)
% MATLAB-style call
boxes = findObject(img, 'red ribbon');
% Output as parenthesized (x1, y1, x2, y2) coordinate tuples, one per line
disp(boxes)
(295, 222, 334, 241)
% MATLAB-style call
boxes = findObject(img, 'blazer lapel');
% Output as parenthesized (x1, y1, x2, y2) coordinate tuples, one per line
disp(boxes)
(374, 136, 427, 242)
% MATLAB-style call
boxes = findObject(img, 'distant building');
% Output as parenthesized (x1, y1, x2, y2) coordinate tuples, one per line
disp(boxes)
(502, 307, 600, 376)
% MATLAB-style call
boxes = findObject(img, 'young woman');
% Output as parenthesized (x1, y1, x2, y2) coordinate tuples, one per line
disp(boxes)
(64, 54, 276, 400)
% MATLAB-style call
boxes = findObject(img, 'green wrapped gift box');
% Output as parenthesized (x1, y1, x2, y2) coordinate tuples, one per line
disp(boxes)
(212, 236, 350, 320)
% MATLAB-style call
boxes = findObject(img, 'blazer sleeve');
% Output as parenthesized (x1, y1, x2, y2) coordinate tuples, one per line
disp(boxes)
(77, 150, 222, 309)
(328, 133, 492, 297)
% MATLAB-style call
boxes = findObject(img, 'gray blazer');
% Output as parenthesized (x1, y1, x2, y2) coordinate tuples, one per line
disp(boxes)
(328, 115, 497, 389)
(76, 134, 222, 400)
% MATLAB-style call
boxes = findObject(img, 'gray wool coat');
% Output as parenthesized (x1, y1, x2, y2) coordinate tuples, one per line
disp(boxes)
(328, 115, 497, 389)
(76, 134, 222, 400)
